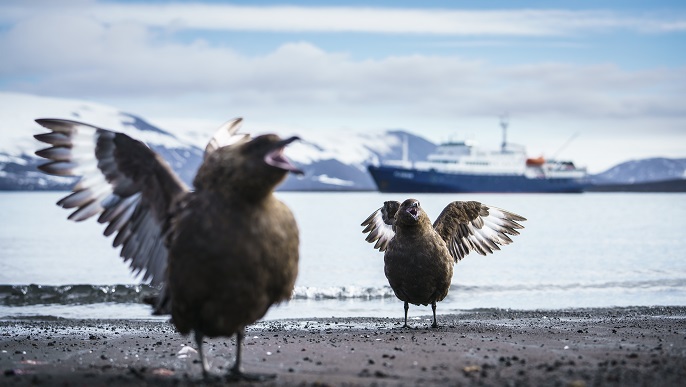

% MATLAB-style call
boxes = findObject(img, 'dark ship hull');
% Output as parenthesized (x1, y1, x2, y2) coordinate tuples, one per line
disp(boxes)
(368, 165, 587, 193)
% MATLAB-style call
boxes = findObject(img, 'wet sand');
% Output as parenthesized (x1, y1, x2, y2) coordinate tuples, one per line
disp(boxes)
(1, 306, 685, 386)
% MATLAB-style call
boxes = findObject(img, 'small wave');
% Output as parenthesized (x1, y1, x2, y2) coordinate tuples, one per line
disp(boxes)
(453, 278, 686, 294)
(2, 278, 684, 306)
(291, 279, 686, 301)
(1, 284, 397, 306)
(291, 286, 396, 300)
(0, 284, 158, 306)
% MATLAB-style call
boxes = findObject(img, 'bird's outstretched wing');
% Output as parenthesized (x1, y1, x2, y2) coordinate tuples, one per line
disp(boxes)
(34, 118, 189, 285)
(433, 201, 526, 262)
(361, 200, 400, 251)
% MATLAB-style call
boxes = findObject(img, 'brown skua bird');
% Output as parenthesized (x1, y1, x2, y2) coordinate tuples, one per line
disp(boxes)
(34, 117, 302, 381)
(362, 198, 526, 327)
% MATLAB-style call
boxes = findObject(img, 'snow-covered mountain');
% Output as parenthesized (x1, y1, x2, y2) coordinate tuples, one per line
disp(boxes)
(589, 158, 686, 185)
(0, 92, 435, 191)
(279, 129, 436, 190)
(0, 93, 204, 190)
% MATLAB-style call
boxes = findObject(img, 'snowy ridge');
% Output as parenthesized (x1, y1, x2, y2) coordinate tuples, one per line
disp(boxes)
(285, 131, 401, 166)
(590, 157, 686, 184)
(0, 93, 204, 190)
(0, 93, 189, 155)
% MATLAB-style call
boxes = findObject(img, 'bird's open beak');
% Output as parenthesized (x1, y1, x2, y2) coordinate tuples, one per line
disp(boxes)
(406, 202, 419, 219)
(265, 136, 304, 175)
(407, 207, 418, 219)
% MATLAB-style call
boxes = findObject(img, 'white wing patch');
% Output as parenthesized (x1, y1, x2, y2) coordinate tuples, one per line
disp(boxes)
(361, 208, 396, 252)
(35, 119, 182, 286)
(36, 122, 117, 221)
(204, 117, 249, 157)
(449, 205, 525, 261)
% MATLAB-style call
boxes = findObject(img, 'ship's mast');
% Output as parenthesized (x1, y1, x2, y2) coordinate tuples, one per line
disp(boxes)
(500, 113, 509, 153)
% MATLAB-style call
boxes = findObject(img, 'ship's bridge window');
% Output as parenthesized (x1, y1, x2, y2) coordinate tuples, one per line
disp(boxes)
(435, 144, 471, 156)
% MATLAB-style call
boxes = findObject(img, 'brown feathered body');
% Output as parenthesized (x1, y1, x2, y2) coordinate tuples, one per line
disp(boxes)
(383, 204, 453, 307)
(362, 198, 526, 327)
(169, 135, 299, 338)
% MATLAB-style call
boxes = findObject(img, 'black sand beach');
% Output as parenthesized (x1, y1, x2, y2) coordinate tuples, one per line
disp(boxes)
(2, 306, 685, 386)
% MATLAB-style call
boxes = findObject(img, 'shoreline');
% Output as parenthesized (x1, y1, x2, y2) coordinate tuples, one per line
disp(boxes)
(2, 306, 685, 386)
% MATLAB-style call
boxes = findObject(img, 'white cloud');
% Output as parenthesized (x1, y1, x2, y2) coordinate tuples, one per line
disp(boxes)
(1, 11, 683, 123)
(94, 7, 592, 36)
(2, 3, 684, 36)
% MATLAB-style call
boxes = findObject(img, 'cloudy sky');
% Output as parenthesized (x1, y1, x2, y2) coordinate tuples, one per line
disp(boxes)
(1, 0, 685, 173)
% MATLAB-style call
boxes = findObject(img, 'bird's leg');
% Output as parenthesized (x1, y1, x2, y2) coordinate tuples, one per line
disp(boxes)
(431, 302, 438, 328)
(227, 328, 276, 382)
(403, 301, 409, 328)
(233, 330, 245, 376)
(194, 330, 210, 378)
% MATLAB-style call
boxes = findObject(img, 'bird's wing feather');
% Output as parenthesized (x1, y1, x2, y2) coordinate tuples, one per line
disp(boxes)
(361, 200, 400, 252)
(204, 117, 249, 158)
(433, 201, 526, 262)
(34, 118, 189, 285)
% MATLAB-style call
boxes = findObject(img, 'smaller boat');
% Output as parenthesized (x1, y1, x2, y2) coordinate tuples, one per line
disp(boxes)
(368, 119, 588, 193)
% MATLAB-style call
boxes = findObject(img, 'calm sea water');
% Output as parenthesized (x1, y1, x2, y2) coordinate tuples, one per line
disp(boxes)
(1, 191, 685, 321)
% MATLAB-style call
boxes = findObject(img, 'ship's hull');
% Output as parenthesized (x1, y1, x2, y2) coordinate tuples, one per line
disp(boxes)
(368, 165, 587, 193)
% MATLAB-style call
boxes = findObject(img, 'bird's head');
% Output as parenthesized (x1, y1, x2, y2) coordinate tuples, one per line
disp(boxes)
(197, 133, 302, 198)
(396, 198, 425, 226)
(240, 133, 303, 181)
(259, 134, 303, 175)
